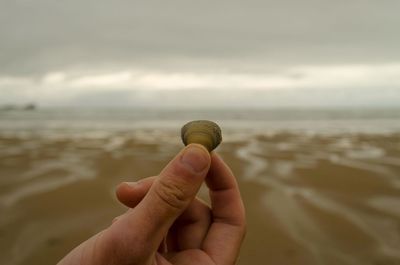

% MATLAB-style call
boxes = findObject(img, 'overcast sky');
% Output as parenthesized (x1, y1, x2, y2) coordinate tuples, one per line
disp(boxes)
(1, 0, 400, 107)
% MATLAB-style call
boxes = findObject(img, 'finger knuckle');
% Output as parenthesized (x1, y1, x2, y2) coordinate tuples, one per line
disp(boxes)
(154, 177, 189, 210)
(104, 228, 151, 264)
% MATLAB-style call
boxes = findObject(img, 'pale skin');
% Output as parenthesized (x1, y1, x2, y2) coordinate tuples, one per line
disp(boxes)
(58, 144, 246, 265)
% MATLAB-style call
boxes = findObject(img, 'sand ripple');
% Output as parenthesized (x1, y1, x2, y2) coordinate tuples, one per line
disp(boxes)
(0, 131, 400, 265)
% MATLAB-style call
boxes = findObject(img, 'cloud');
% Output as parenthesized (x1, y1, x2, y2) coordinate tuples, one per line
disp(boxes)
(1, 1, 400, 107)
(3, 63, 400, 90)
(69, 71, 132, 88)
(1, 63, 400, 107)
(42, 72, 66, 84)
(1, 0, 400, 76)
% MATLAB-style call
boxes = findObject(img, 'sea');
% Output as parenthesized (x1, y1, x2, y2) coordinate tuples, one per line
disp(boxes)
(1, 107, 400, 135)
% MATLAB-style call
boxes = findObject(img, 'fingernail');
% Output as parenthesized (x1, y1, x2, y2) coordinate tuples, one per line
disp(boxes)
(123, 181, 137, 188)
(181, 144, 210, 173)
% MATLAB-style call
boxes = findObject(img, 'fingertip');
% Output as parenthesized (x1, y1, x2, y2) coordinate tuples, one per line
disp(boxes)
(210, 152, 234, 176)
(116, 178, 156, 208)
(186, 143, 211, 158)
(206, 152, 237, 191)
(115, 182, 135, 204)
(116, 181, 136, 195)
(180, 143, 211, 174)
(210, 152, 227, 166)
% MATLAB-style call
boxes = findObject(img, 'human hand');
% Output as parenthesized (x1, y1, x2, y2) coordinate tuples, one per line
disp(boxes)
(57, 144, 246, 265)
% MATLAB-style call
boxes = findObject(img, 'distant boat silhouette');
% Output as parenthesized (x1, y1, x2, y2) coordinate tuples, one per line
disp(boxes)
(23, 103, 37, 110)
(0, 103, 37, 111)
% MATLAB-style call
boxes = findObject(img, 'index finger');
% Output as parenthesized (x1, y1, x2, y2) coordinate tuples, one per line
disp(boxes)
(202, 153, 246, 265)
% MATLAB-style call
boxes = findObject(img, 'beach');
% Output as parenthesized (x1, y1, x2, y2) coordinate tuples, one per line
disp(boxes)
(1, 108, 400, 265)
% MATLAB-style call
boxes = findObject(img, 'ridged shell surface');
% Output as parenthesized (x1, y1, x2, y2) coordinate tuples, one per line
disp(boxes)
(181, 120, 222, 152)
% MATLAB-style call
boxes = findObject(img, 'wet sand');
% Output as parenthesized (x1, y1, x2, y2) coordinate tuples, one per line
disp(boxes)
(1, 131, 400, 265)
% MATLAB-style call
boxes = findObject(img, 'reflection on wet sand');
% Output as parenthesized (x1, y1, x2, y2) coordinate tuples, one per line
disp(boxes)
(0, 131, 400, 265)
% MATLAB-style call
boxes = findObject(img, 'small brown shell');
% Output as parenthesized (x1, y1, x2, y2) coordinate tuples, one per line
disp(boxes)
(181, 120, 222, 152)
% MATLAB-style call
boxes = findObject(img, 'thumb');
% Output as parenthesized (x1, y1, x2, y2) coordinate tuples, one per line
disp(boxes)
(131, 144, 211, 247)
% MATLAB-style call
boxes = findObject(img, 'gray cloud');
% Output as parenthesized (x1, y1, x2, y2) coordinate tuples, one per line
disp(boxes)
(1, 0, 400, 76)
(68, 87, 400, 108)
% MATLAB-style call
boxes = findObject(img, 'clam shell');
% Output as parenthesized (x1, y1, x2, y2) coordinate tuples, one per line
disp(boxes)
(181, 120, 222, 152)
